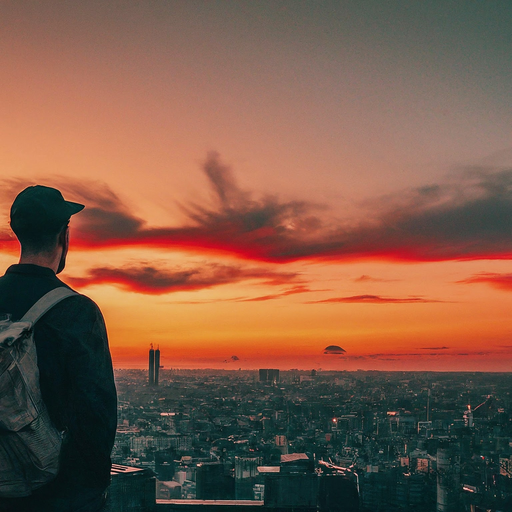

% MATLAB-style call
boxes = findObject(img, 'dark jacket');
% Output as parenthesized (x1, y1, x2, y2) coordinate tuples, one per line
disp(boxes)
(0, 264, 117, 496)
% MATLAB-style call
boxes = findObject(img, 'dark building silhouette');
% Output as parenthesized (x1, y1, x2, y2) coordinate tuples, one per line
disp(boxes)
(149, 345, 155, 386)
(155, 346, 160, 386)
(264, 473, 317, 509)
(436, 443, 461, 512)
(234, 456, 260, 500)
(259, 369, 280, 384)
(106, 464, 156, 512)
(148, 344, 160, 386)
(318, 475, 359, 512)
(196, 462, 235, 500)
(280, 453, 314, 474)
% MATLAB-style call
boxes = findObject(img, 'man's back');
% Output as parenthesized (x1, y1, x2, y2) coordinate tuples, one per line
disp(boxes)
(0, 264, 117, 510)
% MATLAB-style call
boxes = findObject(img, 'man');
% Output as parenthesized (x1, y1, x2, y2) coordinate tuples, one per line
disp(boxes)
(0, 186, 117, 512)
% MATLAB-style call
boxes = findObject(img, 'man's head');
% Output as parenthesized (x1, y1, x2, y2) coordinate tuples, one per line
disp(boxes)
(10, 185, 84, 272)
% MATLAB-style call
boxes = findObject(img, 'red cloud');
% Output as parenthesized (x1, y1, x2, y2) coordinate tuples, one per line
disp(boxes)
(67, 263, 302, 295)
(307, 294, 442, 304)
(3, 156, 512, 264)
(457, 272, 512, 291)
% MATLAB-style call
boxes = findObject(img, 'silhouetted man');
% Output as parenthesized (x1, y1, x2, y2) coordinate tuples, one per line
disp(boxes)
(0, 186, 117, 512)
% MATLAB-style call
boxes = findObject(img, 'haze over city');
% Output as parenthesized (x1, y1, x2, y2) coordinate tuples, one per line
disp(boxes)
(0, 1, 511, 371)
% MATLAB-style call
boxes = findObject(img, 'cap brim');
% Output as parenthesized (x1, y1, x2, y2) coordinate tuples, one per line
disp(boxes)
(66, 201, 85, 215)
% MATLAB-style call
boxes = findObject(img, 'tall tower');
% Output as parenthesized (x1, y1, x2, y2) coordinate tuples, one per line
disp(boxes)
(436, 443, 461, 511)
(149, 344, 155, 386)
(154, 346, 160, 386)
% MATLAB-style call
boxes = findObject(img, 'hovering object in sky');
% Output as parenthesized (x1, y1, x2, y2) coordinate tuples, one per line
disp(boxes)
(324, 345, 346, 355)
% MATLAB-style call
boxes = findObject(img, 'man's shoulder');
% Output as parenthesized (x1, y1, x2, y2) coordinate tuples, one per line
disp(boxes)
(53, 290, 101, 311)
(42, 291, 105, 326)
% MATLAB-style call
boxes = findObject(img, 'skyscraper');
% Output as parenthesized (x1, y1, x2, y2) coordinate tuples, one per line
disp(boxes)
(148, 344, 160, 386)
(154, 346, 160, 386)
(148, 344, 155, 386)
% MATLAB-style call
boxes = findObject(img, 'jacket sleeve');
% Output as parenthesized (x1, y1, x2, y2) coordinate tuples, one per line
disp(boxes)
(35, 295, 117, 489)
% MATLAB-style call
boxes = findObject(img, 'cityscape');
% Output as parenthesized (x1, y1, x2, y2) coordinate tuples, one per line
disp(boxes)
(105, 348, 512, 511)
(1, 3, 511, 511)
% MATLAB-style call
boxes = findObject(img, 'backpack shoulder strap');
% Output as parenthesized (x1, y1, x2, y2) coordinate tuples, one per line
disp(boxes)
(20, 288, 78, 325)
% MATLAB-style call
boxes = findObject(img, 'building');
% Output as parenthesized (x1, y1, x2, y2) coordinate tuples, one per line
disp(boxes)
(106, 464, 156, 512)
(149, 345, 161, 386)
(436, 444, 461, 512)
(149, 345, 155, 386)
(259, 369, 279, 384)
(235, 457, 261, 500)
(155, 346, 161, 386)
(196, 462, 235, 500)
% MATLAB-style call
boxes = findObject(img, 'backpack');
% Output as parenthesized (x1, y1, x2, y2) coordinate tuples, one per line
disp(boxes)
(0, 287, 77, 498)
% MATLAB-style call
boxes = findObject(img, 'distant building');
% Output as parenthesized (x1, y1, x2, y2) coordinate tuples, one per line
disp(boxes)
(235, 456, 261, 500)
(318, 474, 359, 512)
(436, 444, 461, 512)
(196, 462, 235, 500)
(280, 453, 314, 474)
(500, 456, 512, 478)
(259, 369, 279, 384)
(149, 345, 155, 386)
(106, 464, 156, 512)
(157, 480, 182, 500)
(264, 473, 318, 509)
(155, 346, 161, 386)
(149, 344, 161, 386)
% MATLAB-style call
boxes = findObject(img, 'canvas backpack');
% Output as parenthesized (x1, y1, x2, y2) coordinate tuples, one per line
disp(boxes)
(0, 287, 77, 498)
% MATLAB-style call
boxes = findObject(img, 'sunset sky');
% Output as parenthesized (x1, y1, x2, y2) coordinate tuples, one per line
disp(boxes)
(1, 1, 512, 371)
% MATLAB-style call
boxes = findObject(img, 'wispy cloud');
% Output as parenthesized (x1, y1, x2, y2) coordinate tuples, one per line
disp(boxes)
(457, 272, 512, 291)
(3, 156, 512, 264)
(67, 262, 302, 295)
(306, 294, 443, 304)
(166, 285, 313, 304)
(235, 285, 312, 302)
(345, 349, 495, 360)
(353, 275, 397, 283)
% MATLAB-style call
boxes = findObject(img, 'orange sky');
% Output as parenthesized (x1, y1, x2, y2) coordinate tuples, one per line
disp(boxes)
(1, 1, 512, 371)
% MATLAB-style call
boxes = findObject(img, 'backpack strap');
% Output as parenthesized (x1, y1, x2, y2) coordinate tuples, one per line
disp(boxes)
(20, 288, 78, 325)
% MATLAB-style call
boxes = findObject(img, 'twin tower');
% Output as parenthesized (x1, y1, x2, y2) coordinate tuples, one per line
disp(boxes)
(148, 344, 160, 386)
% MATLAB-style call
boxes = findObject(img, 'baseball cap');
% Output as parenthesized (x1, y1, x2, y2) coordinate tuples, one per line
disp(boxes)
(10, 185, 85, 236)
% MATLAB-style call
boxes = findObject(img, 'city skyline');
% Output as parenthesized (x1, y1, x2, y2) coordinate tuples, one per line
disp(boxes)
(0, 2, 511, 371)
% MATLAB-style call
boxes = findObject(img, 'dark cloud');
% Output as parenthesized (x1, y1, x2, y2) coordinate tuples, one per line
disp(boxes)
(307, 294, 443, 304)
(457, 272, 512, 291)
(0, 177, 146, 248)
(323, 345, 346, 354)
(418, 346, 450, 350)
(67, 262, 302, 295)
(3, 157, 512, 264)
